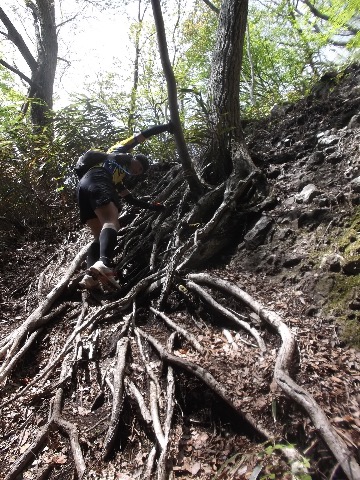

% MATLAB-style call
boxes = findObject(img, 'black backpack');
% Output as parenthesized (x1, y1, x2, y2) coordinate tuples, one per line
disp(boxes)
(75, 150, 108, 179)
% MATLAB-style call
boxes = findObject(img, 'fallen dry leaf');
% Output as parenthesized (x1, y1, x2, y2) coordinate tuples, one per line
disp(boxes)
(52, 454, 67, 464)
(191, 462, 201, 475)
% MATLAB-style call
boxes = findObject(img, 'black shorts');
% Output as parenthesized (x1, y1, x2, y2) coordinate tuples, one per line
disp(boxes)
(76, 168, 121, 223)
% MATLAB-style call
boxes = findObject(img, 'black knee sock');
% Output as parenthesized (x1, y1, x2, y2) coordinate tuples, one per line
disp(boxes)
(87, 240, 100, 268)
(99, 227, 118, 266)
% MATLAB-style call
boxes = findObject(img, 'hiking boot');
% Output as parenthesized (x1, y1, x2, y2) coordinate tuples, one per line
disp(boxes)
(89, 260, 120, 289)
(79, 274, 100, 290)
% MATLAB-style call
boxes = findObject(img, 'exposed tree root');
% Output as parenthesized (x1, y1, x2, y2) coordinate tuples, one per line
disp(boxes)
(1, 164, 359, 479)
(157, 332, 176, 480)
(0, 242, 90, 381)
(150, 306, 203, 353)
(186, 280, 266, 352)
(136, 327, 272, 440)
(187, 273, 360, 480)
(6, 354, 86, 480)
(102, 337, 129, 459)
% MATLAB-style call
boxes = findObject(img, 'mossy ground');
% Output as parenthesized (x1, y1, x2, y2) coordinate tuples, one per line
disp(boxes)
(325, 209, 360, 347)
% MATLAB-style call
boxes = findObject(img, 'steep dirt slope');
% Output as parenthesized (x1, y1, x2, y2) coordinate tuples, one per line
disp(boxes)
(238, 63, 360, 345)
(0, 64, 359, 480)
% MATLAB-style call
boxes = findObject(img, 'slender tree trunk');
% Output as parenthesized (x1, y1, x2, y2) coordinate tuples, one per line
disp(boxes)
(128, 0, 147, 133)
(28, 0, 58, 129)
(150, 0, 203, 198)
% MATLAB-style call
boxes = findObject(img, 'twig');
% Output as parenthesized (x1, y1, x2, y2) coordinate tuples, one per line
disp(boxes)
(223, 329, 239, 350)
(150, 306, 203, 353)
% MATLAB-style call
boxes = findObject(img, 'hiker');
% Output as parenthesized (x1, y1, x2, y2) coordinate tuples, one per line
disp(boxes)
(77, 122, 174, 289)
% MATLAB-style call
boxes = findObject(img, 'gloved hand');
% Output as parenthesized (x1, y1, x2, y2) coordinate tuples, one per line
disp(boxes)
(148, 202, 166, 211)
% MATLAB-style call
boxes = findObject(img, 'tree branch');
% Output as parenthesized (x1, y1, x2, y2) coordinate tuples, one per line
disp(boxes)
(0, 59, 38, 87)
(150, 0, 203, 198)
(0, 7, 37, 71)
(201, 0, 220, 15)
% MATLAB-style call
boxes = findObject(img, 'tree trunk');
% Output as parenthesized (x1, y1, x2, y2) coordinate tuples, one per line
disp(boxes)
(208, 0, 256, 182)
(29, 0, 58, 128)
(0, 0, 58, 130)
(128, 0, 147, 133)
(150, 0, 203, 198)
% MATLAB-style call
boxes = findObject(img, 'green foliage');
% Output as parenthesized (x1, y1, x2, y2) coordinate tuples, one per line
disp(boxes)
(0, 79, 178, 250)
(151, 0, 358, 124)
(0, 96, 73, 247)
(173, 1, 217, 140)
(240, 4, 312, 116)
(213, 442, 312, 480)
(258, 443, 311, 480)
(53, 96, 125, 163)
(1, 0, 358, 247)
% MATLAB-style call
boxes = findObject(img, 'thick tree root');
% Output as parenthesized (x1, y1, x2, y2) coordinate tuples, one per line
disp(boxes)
(136, 327, 272, 440)
(187, 273, 360, 480)
(0, 242, 90, 381)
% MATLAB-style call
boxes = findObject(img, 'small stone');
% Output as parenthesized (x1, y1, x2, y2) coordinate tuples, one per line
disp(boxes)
(320, 253, 344, 272)
(326, 152, 343, 164)
(295, 184, 322, 204)
(244, 216, 274, 250)
(343, 258, 360, 275)
(317, 135, 340, 147)
(348, 114, 360, 128)
(308, 151, 325, 165)
(350, 177, 360, 193)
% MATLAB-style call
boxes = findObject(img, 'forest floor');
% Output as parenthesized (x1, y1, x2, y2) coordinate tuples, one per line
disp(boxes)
(0, 64, 360, 480)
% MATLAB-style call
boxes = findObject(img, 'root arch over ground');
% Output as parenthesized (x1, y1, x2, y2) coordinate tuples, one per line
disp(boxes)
(1, 164, 359, 480)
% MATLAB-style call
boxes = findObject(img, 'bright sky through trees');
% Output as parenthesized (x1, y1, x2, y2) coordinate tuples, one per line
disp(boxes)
(0, 0, 358, 114)
(0, 1, 152, 107)
(55, 4, 140, 107)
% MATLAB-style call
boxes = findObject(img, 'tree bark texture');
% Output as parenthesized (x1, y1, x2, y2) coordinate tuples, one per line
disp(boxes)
(0, 1, 58, 128)
(209, 0, 252, 181)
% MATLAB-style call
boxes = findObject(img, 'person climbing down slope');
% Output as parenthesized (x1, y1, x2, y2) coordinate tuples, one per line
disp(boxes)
(76, 122, 174, 289)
